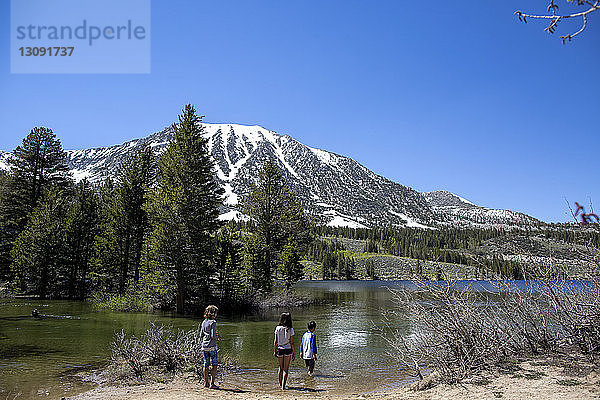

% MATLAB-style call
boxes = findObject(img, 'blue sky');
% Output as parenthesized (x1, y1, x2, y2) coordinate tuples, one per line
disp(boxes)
(1, 1, 598, 222)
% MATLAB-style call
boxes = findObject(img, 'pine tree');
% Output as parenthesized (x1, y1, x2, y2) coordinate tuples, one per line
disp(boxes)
(126, 146, 155, 284)
(9, 127, 71, 213)
(280, 239, 303, 289)
(91, 179, 120, 292)
(64, 180, 99, 299)
(215, 224, 243, 300)
(243, 161, 312, 292)
(148, 105, 224, 314)
(0, 127, 70, 280)
(114, 145, 154, 292)
(243, 233, 267, 291)
(365, 258, 375, 280)
(0, 171, 12, 280)
(10, 187, 69, 299)
(91, 146, 155, 294)
(364, 238, 379, 253)
(345, 256, 356, 280)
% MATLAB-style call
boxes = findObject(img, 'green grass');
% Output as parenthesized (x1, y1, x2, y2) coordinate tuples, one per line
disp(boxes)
(92, 292, 153, 312)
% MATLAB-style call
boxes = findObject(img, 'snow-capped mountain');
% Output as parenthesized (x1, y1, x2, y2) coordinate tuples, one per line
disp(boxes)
(423, 191, 541, 228)
(0, 124, 542, 229)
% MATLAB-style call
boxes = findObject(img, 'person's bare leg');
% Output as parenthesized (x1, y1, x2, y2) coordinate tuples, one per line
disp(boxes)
(210, 366, 218, 388)
(277, 356, 284, 387)
(282, 355, 291, 389)
(203, 366, 210, 387)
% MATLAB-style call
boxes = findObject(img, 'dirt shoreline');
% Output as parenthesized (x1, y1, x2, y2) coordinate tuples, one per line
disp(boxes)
(67, 359, 599, 400)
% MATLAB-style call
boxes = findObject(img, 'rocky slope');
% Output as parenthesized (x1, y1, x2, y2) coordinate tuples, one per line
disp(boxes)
(0, 124, 542, 229)
(424, 190, 541, 229)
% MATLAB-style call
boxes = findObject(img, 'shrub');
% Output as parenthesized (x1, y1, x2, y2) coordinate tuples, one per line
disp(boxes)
(382, 265, 600, 383)
(143, 322, 196, 371)
(111, 329, 146, 378)
(91, 291, 153, 313)
(110, 322, 237, 384)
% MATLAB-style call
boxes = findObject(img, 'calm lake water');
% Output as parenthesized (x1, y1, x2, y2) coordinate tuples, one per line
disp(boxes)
(0, 279, 528, 399)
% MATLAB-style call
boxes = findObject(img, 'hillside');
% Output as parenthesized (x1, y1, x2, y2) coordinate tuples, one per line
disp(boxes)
(0, 124, 543, 229)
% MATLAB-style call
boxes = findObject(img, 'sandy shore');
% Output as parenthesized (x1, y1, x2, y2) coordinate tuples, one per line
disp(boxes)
(67, 358, 600, 400)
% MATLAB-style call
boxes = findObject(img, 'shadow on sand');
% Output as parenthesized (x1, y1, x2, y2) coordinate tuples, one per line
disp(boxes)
(286, 386, 326, 393)
(212, 387, 250, 394)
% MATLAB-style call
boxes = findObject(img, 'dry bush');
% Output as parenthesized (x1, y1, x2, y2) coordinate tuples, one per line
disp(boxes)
(110, 322, 238, 384)
(111, 329, 146, 378)
(383, 264, 600, 383)
(533, 271, 600, 358)
(142, 322, 197, 371)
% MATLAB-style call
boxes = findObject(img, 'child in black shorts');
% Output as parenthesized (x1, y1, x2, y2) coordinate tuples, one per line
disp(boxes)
(300, 320, 317, 375)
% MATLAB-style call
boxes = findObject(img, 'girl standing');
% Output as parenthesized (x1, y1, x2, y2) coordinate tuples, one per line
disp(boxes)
(273, 312, 295, 390)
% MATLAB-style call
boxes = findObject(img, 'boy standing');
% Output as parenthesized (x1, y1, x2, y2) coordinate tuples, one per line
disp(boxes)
(300, 320, 318, 375)
(201, 305, 219, 389)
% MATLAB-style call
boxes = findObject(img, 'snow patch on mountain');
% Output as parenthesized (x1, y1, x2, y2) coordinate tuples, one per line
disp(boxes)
(218, 209, 249, 222)
(0, 151, 11, 172)
(389, 209, 432, 229)
(423, 190, 540, 228)
(326, 213, 367, 229)
(309, 147, 337, 166)
(71, 167, 93, 182)
(0, 125, 543, 229)
(223, 183, 238, 206)
(456, 195, 475, 206)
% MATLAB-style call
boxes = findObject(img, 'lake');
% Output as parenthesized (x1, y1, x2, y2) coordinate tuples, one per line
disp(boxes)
(0, 279, 513, 399)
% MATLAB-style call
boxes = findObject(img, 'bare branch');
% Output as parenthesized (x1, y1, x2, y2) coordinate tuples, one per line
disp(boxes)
(515, 1, 599, 42)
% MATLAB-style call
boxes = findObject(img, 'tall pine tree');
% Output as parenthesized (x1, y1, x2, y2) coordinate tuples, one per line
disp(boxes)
(0, 171, 12, 280)
(0, 127, 70, 279)
(148, 105, 224, 314)
(215, 224, 243, 301)
(280, 239, 303, 289)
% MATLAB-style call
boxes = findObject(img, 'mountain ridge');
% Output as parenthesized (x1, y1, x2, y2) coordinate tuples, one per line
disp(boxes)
(0, 123, 542, 229)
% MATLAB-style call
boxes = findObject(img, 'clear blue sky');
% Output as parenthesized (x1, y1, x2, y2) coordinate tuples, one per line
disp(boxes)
(1, 1, 598, 222)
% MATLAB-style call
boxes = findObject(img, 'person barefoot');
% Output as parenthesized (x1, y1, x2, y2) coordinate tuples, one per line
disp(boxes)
(300, 320, 318, 376)
(200, 305, 220, 389)
(273, 312, 295, 390)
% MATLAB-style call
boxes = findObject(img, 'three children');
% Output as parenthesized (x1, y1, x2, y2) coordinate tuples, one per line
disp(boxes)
(201, 307, 319, 391)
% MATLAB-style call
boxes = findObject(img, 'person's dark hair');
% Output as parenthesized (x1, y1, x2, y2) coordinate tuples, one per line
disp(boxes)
(308, 320, 316, 331)
(278, 312, 293, 329)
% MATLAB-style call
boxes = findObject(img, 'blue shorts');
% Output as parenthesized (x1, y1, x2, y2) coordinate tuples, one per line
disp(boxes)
(203, 350, 218, 367)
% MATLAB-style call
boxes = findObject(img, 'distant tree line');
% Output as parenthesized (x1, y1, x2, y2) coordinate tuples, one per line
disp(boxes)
(305, 239, 356, 280)
(312, 224, 600, 248)
(309, 224, 599, 280)
(0, 105, 312, 314)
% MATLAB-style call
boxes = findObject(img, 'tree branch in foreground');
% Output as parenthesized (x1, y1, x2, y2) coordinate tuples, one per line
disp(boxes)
(515, 1, 599, 43)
